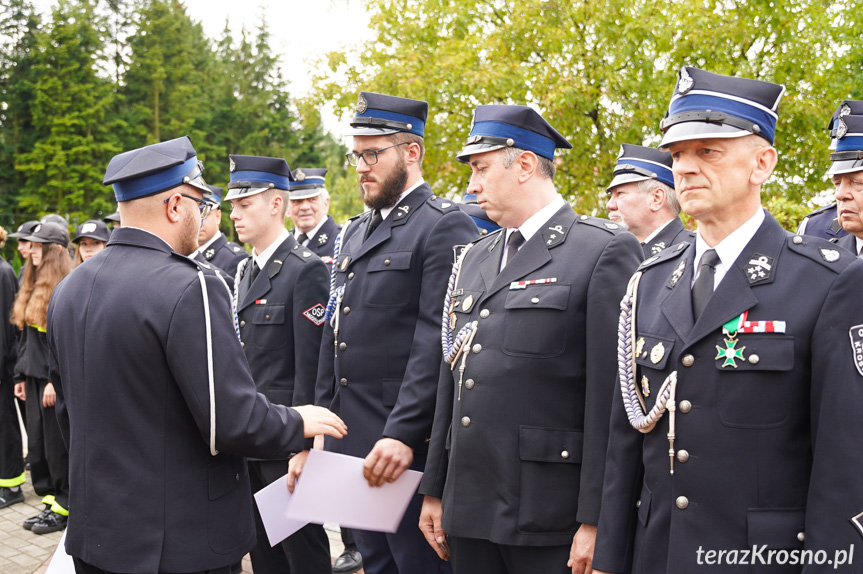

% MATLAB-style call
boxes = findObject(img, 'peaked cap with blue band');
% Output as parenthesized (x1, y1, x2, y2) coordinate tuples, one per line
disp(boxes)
(224, 155, 293, 201)
(827, 114, 863, 176)
(348, 92, 428, 137)
(103, 136, 209, 202)
(461, 192, 500, 235)
(288, 168, 328, 200)
(204, 185, 223, 207)
(606, 144, 674, 192)
(827, 100, 863, 151)
(456, 104, 572, 163)
(659, 66, 785, 148)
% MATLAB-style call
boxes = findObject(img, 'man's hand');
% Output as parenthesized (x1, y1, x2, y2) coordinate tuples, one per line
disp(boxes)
(568, 523, 597, 574)
(42, 382, 56, 408)
(287, 450, 309, 494)
(419, 495, 450, 560)
(14, 382, 25, 401)
(291, 405, 347, 439)
(363, 437, 413, 487)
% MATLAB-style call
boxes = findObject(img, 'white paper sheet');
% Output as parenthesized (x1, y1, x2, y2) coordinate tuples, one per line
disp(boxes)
(253, 473, 309, 546)
(46, 529, 75, 574)
(286, 449, 422, 533)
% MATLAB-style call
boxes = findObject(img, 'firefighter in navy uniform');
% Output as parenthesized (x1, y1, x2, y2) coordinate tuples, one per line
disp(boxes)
(194, 185, 247, 275)
(605, 144, 695, 258)
(313, 92, 478, 574)
(593, 68, 863, 574)
(418, 105, 642, 574)
(288, 168, 341, 265)
(46, 136, 346, 574)
(830, 114, 863, 257)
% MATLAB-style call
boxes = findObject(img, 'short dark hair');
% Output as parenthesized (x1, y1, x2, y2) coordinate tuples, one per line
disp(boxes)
(500, 147, 556, 180)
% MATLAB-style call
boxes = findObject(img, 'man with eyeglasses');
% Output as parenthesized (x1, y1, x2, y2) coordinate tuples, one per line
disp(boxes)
(46, 136, 346, 574)
(192, 185, 247, 276)
(224, 154, 333, 574)
(310, 92, 477, 574)
(605, 144, 694, 259)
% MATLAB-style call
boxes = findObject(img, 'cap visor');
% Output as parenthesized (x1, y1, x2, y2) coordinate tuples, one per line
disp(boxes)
(659, 122, 751, 148)
(456, 143, 506, 163)
(289, 188, 324, 200)
(826, 159, 863, 176)
(346, 126, 399, 137)
(606, 173, 651, 192)
(224, 186, 270, 201)
(73, 232, 110, 244)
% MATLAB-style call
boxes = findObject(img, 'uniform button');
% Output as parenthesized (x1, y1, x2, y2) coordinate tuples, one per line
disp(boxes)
(793, 235, 803, 245)
(681, 354, 694, 367)
(636, 499, 642, 508)
(461, 416, 471, 427)
(679, 400, 692, 413)
(561, 450, 569, 459)
(236, 474, 240, 481)
(530, 297, 540, 304)
(676, 496, 689, 509)
(676, 449, 690, 463)
(240, 320, 246, 328)
(339, 378, 348, 387)
(265, 314, 270, 320)
(797, 531, 805, 542)
(748, 354, 760, 365)
(339, 342, 347, 351)
(240, 342, 245, 348)
(384, 259, 391, 266)
(472, 343, 482, 354)
(479, 309, 490, 319)
(348, 272, 355, 280)
(343, 307, 351, 315)
(464, 379, 475, 390)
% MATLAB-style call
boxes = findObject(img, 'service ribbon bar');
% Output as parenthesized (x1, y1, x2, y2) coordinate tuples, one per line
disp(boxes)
(509, 278, 558, 290)
(722, 311, 786, 336)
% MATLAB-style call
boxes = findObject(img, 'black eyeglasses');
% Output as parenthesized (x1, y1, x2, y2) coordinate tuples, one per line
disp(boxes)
(165, 193, 214, 220)
(345, 142, 409, 166)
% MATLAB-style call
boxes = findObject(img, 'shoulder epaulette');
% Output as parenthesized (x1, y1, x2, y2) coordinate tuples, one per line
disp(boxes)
(638, 241, 690, 271)
(787, 234, 852, 274)
(289, 243, 321, 263)
(575, 214, 626, 234)
(427, 195, 461, 213)
(802, 203, 837, 219)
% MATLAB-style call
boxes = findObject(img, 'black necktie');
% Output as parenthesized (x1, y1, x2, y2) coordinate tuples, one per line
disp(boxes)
(502, 230, 525, 271)
(297, 233, 309, 246)
(692, 249, 720, 320)
(364, 210, 383, 242)
(249, 260, 261, 284)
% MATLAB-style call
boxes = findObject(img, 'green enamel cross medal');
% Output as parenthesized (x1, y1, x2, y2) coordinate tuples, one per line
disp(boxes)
(716, 315, 746, 368)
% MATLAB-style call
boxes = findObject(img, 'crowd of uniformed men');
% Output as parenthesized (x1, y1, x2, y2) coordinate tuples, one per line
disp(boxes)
(0, 65, 862, 574)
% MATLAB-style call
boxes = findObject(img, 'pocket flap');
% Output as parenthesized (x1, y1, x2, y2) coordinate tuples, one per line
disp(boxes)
(747, 507, 805, 548)
(208, 455, 245, 501)
(252, 304, 285, 325)
(714, 335, 794, 371)
(634, 334, 675, 370)
(504, 284, 570, 310)
(519, 426, 583, 463)
(368, 251, 412, 272)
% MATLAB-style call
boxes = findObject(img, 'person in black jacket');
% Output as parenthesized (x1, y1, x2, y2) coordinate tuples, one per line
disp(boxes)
(288, 168, 341, 266)
(0, 225, 24, 510)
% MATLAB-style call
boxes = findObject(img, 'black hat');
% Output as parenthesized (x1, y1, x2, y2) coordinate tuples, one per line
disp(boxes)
(348, 92, 428, 137)
(104, 136, 208, 202)
(72, 220, 111, 244)
(456, 105, 572, 163)
(225, 155, 292, 200)
(103, 210, 121, 224)
(9, 221, 39, 239)
(23, 222, 70, 247)
(607, 144, 674, 192)
(288, 168, 328, 200)
(40, 214, 68, 227)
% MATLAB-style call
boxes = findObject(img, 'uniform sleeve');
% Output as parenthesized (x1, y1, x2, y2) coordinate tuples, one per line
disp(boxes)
(578, 231, 642, 526)
(803, 257, 863, 563)
(291, 258, 328, 407)
(381, 209, 478, 450)
(166, 273, 306, 459)
(418, 359, 455, 498)
(0, 264, 18, 380)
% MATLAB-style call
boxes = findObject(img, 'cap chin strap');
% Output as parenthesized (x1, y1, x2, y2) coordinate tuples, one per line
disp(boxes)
(660, 110, 761, 135)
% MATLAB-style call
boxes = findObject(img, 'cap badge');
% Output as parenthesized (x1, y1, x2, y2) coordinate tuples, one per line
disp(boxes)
(81, 223, 97, 234)
(840, 103, 852, 117)
(295, 169, 306, 181)
(837, 118, 848, 139)
(677, 66, 694, 95)
(357, 93, 368, 114)
(229, 158, 236, 172)
(33, 224, 42, 234)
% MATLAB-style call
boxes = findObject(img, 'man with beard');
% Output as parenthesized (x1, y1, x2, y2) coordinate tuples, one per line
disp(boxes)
(605, 144, 694, 258)
(46, 136, 346, 574)
(312, 92, 477, 574)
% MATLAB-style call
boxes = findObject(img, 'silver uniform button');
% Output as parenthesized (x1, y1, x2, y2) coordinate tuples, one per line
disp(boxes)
(531, 297, 540, 304)
(384, 259, 391, 266)
(797, 531, 805, 542)
(339, 378, 348, 387)
(676, 496, 689, 509)
(240, 320, 246, 328)
(464, 379, 475, 390)
(461, 416, 471, 427)
(348, 272, 355, 279)
(681, 354, 694, 367)
(676, 450, 690, 463)
(240, 342, 245, 348)
(748, 354, 760, 364)
(479, 309, 490, 319)
(561, 450, 569, 459)
(793, 235, 803, 244)
(343, 307, 351, 315)
(636, 499, 641, 508)
(679, 400, 692, 413)
(339, 342, 347, 351)
(472, 343, 482, 354)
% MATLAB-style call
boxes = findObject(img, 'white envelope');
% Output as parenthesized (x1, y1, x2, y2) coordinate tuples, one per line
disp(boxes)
(253, 474, 309, 546)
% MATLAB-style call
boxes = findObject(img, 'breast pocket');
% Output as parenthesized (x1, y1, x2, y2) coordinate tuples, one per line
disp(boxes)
(364, 251, 413, 308)
(252, 304, 287, 350)
(502, 284, 570, 358)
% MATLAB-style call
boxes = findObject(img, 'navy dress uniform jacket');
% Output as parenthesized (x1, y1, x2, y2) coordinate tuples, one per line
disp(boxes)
(594, 213, 863, 574)
(419, 205, 642, 546)
(316, 183, 478, 458)
(642, 218, 695, 259)
(304, 215, 340, 263)
(197, 232, 247, 275)
(236, 234, 328, 409)
(47, 228, 306, 574)
(831, 232, 858, 256)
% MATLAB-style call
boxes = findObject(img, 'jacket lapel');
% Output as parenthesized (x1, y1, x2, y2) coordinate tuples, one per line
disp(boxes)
(238, 235, 296, 312)
(659, 245, 697, 341)
(350, 184, 433, 263)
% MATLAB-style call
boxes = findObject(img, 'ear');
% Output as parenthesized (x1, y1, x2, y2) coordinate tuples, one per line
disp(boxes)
(165, 193, 184, 223)
(404, 141, 422, 166)
(649, 185, 666, 213)
(271, 192, 283, 216)
(750, 145, 778, 187)
(322, 194, 331, 210)
(516, 151, 539, 183)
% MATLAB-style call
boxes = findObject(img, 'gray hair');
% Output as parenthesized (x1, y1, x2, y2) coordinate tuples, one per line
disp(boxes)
(636, 179, 679, 216)
(500, 147, 556, 180)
